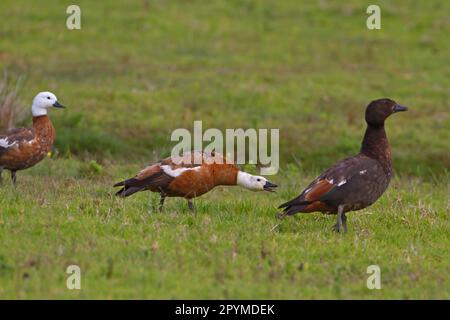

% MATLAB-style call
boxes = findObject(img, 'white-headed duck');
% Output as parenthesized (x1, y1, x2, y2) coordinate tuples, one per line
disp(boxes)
(114, 151, 277, 212)
(0, 91, 65, 185)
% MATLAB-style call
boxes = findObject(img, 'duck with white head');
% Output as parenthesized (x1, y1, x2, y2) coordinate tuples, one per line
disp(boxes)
(114, 151, 278, 212)
(0, 91, 65, 185)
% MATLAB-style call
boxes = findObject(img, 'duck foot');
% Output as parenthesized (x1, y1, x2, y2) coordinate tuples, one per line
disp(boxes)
(332, 205, 347, 233)
(332, 223, 347, 233)
(187, 199, 196, 213)
(342, 213, 348, 233)
(332, 223, 340, 232)
(11, 171, 16, 186)
(158, 195, 166, 213)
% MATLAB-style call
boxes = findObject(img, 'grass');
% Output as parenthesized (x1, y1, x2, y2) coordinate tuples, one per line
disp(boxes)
(0, 159, 448, 299)
(0, 0, 449, 299)
(0, 73, 26, 132)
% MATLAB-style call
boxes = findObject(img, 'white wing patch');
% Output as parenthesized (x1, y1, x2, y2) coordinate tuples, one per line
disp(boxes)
(359, 169, 367, 175)
(337, 179, 347, 187)
(160, 165, 202, 178)
(0, 138, 16, 149)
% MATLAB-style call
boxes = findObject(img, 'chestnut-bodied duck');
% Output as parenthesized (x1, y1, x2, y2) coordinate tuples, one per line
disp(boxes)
(114, 151, 278, 212)
(0, 91, 65, 185)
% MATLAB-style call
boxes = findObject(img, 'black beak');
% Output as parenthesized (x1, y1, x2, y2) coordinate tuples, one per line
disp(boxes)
(394, 104, 408, 112)
(53, 101, 65, 108)
(263, 181, 278, 192)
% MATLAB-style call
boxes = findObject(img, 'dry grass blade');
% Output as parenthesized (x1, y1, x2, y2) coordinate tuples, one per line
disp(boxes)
(0, 72, 27, 133)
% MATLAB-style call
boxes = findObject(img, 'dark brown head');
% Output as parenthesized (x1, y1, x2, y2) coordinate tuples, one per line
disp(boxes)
(365, 98, 408, 127)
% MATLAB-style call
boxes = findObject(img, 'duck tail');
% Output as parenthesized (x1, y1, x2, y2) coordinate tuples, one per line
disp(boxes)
(279, 203, 309, 216)
(114, 178, 144, 197)
(278, 195, 307, 209)
(278, 196, 310, 216)
(113, 180, 125, 187)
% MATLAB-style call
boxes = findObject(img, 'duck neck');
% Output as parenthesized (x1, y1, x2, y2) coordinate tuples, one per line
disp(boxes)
(32, 115, 55, 143)
(360, 123, 392, 174)
(211, 164, 239, 186)
(32, 104, 48, 117)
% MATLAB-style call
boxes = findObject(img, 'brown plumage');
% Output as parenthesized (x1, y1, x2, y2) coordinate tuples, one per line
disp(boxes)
(278, 98, 408, 232)
(114, 151, 277, 212)
(0, 91, 64, 185)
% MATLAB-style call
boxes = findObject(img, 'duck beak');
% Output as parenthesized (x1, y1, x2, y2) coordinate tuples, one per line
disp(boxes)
(263, 181, 278, 192)
(394, 104, 408, 112)
(53, 101, 65, 109)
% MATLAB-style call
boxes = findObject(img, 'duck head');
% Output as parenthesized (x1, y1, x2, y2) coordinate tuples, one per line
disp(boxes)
(32, 91, 65, 117)
(237, 171, 278, 192)
(365, 98, 407, 127)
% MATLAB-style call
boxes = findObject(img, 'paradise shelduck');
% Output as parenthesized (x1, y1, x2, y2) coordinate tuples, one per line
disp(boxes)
(0, 91, 65, 185)
(278, 98, 408, 232)
(114, 151, 278, 212)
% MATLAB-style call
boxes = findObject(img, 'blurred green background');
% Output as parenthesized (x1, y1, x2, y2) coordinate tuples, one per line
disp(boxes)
(0, 0, 448, 177)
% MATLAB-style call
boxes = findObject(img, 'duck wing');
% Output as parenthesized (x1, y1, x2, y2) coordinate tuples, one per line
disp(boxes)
(279, 155, 383, 215)
(0, 128, 35, 157)
(113, 162, 176, 197)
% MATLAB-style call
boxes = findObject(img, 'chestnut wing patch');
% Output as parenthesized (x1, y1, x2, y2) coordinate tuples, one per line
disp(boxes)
(278, 178, 336, 210)
(303, 179, 336, 202)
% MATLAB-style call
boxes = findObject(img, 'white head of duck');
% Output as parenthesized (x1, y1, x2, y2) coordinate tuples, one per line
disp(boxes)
(32, 91, 65, 117)
(236, 171, 277, 192)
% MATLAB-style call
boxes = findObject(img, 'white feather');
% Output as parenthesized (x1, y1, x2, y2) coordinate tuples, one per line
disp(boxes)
(337, 179, 347, 187)
(359, 169, 367, 175)
(0, 138, 16, 148)
(160, 165, 202, 178)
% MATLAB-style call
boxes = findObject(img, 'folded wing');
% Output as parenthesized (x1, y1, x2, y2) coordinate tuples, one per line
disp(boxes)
(279, 155, 381, 215)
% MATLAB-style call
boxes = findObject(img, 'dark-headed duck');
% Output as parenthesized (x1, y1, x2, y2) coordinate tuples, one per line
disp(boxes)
(0, 91, 65, 185)
(278, 98, 408, 232)
(114, 151, 278, 212)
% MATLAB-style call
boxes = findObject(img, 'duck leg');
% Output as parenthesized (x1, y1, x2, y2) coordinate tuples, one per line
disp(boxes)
(158, 194, 166, 212)
(11, 170, 17, 186)
(342, 213, 348, 233)
(187, 199, 196, 213)
(332, 205, 345, 233)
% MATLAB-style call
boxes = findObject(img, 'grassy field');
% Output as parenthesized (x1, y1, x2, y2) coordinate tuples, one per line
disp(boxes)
(0, 0, 449, 299)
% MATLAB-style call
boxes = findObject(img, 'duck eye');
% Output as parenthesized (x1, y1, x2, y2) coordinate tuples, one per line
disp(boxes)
(47, 97, 51, 99)
(257, 178, 261, 182)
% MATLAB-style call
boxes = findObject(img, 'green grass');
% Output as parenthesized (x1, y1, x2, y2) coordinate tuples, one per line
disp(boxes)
(0, 159, 448, 299)
(0, 0, 449, 299)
